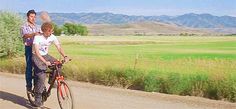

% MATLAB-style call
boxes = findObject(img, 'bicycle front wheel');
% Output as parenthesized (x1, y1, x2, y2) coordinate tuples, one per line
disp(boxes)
(57, 81, 74, 109)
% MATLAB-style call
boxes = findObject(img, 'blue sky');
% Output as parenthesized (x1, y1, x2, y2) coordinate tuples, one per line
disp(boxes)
(0, 0, 235, 16)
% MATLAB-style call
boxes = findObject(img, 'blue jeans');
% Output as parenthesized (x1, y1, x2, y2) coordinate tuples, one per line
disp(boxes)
(25, 46, 33, 88)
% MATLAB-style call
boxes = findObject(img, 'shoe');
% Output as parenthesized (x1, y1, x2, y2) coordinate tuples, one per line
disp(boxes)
(42, 88, 48, 102)
(34, 101, 43, 107)
(34, 93, 43, 107)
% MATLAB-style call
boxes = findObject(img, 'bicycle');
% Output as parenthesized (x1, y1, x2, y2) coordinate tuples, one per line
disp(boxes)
(27, 59, 74, 109)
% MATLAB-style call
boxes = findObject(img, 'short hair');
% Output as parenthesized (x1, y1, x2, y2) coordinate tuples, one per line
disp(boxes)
(41, 22, 54, 32)
(27, 10, 36, 17)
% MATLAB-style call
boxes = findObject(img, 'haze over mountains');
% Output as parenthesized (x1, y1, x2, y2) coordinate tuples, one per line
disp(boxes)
(45, 12, 236, 28)
(21, 12, 236, 35)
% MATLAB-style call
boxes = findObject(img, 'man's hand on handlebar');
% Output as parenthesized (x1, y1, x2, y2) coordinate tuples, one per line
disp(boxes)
(63, 56, 71, 63)
(45, 61, 52, 66)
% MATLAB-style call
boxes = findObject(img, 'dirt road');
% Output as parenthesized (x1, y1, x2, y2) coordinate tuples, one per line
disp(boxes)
(0, 72, 235, 109)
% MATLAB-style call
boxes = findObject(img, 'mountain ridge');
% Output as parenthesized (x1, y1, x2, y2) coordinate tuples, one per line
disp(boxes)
(39, 12, 236, 28)
(19, 12, 236, 34)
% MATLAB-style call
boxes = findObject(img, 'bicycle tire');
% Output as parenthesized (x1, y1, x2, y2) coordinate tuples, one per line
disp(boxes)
(57, 80, 74, 109)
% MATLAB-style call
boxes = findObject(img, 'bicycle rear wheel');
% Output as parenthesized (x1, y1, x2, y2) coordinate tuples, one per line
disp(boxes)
(57, 81, 74, 109)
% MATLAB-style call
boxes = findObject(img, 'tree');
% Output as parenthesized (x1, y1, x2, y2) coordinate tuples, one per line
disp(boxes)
(0, 11, 23, 58)
(52, 23, 62, 36)
(63, 23, 88, 36)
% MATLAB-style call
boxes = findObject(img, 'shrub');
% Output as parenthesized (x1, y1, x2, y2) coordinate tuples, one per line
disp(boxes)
(0, 11, 23, 58)
(63, 23, 88, 36)
(144, 71, 163, 92)
(52, 23, 62, 36)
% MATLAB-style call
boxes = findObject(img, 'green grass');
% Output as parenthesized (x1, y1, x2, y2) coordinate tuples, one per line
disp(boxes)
(54, 36, 236, 60)
(1, 36, 236, 102)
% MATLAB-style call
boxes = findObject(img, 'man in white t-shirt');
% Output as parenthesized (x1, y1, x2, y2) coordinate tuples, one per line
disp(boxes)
(32, 22, 69, 107)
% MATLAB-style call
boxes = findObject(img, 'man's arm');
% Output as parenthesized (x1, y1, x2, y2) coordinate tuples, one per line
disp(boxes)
(55, 44, 66, 58)
(20, 26, 41, 39)
(34, 44, 51, 66)
(23, 32, 40, 39)
(53, 36, 70, 61)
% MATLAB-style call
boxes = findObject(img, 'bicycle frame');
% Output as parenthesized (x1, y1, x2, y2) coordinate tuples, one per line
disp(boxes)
(46, 61, 64, 96)
(27, 59, 73, 109)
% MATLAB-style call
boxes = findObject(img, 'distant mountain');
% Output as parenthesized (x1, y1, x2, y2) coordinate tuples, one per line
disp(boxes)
(86, 21, 211, 36)
(161, 13, 236, 28)
(41, 12, 236, 28)
(20, 12, 236, 28)
(47, 12, 159, 25)
(19, 12, 236, 34)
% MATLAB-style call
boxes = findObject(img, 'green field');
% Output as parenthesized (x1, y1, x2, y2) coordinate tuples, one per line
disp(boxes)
(52, 36, 236, 72)
(57, 36, 236, 60)
(1, 36, 236, 102)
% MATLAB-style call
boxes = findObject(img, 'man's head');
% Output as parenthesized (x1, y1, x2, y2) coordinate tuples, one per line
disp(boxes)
(41, 22, 54, 37)
(27, 10, 36, 24)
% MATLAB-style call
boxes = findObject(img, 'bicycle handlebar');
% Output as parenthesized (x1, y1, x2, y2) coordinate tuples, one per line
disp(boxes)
(50, 59, 72, 66)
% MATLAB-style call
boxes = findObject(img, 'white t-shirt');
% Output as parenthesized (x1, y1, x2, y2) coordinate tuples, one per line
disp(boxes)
(33, 34, 60, 56)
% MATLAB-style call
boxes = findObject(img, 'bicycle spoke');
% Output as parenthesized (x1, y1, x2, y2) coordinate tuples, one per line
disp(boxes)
(57, 81, 73, 109)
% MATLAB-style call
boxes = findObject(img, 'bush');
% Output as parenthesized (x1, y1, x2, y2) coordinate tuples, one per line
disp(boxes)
(52, 23, 62, 36)
(63, 23, 88, 36)
(0, 11, 23, 58)
(144, 71, 163, 92)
